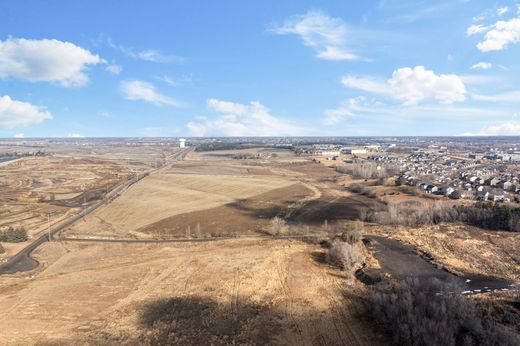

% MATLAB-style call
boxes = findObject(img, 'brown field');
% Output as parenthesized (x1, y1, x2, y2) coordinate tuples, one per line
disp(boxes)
(1, 146, 519, 345)
(0, 239, 386, 345)
(63, 162, 310, 239)
(0, 156, 138, 259)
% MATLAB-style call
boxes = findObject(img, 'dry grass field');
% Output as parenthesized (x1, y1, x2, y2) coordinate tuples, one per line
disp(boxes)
(0, 147, 392, 345)
(64, 149, 319, 239)
(1, 146, 519, 345)
(0, 238, 386, 345)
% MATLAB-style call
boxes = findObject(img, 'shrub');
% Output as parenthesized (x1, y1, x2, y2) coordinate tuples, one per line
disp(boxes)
(0, 227, 28, 243)
(326, 240, 365, 271)
(340, 222, 362, 245)
(0, 243, 5, 254)
(268, 217, 289, 235)
(368, 277, 519, 346)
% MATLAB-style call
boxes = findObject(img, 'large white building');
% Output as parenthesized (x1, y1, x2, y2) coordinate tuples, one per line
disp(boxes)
(179, 138, 186, 148)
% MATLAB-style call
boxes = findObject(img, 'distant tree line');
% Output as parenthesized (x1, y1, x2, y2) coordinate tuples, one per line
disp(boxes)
(364, 200, 520, 232)
(455, 203, 520, 232)
(195, 142, 262, 152)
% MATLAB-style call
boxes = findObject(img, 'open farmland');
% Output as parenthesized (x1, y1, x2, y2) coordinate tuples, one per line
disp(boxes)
(1, 143, 519, 345)
(64, 149, 317, 239)
(0, 238, 385, 345)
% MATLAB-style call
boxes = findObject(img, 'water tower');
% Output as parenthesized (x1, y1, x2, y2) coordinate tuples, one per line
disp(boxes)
(179, 138, 186, 148)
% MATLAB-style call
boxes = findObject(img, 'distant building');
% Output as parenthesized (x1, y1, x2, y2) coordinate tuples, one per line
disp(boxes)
(342, 147, 367, 155)
(179, 138, 186, 148)
(317, 149, 340, 156)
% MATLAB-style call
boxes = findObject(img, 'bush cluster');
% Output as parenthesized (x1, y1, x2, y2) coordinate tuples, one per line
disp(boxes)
(267, 217, 289, 235)
(368, 277, 519, 346)
(336, 160, 399, 179)
(326, 222, 365, 272)
(0, 227, 28, 243)
(326, 240, 364, 271)
(365, 200, 520, 232)
(0, 243, 5, 254)
(349, 184, 377, 198)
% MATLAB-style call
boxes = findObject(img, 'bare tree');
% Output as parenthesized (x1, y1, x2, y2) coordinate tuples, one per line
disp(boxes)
(195, 223, 202, 238)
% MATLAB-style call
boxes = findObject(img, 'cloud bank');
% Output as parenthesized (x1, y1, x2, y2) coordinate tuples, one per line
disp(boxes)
(0, 37, 102, 87)
(0, 95, 52, 128)
(187, 99, 301, 136)
(342, 66, 466, 105)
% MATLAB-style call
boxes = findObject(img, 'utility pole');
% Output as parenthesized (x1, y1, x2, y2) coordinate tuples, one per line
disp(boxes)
(47, 212, 52, 241)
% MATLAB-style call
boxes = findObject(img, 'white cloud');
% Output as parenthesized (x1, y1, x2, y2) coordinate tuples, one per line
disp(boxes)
(341, 76, 391, 95)
(270, 10, 360, 61)
(187, 99, 301, 136)
(134, 49, 182, 63)
(98, 35, 182, 63)
(464, 121, 520, 135)
(466, 24, 489, 36)
(497, 6, 509, 16)
(67, 133, 83, 138)
(119, 80, 180, 106)
(0, 37, 102, 87)
(316, 47, 359, 61)
(472, 17, 520, 51)
(14, 133, 24, 138)
(322, 98, 510, 130)
(154, 74, 193, 87)
(0, 95, 52, 129)
(323, 97, 367, 125)
(105, 64, 122, 74)
(342, 66, 466, 105)
(472, 90, 520, 102)
(471, 62, 493, 69)
(98, 111, 111, 117)
(460, 74, 500, 85)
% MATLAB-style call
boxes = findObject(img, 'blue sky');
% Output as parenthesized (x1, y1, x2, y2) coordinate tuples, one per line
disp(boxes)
(1, 0, 520, 137)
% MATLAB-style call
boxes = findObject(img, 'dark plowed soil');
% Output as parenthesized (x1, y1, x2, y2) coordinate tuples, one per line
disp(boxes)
(367, 235, 516, 293)
(290, 193, 384, 224)
(138, 183, 312, 237)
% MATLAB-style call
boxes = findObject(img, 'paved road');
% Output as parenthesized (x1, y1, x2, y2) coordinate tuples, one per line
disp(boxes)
(0, 148, 192, 275)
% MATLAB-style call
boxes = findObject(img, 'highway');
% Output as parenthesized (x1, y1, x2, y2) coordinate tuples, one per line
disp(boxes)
(0, 147, 192, 275)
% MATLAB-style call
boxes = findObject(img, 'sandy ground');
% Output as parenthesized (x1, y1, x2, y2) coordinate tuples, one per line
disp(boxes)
(0, 239, 386, 345)
(0, 156, 132, 239)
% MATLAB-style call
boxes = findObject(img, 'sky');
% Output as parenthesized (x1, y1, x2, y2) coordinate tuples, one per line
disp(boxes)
(1, 0, 520, 137)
